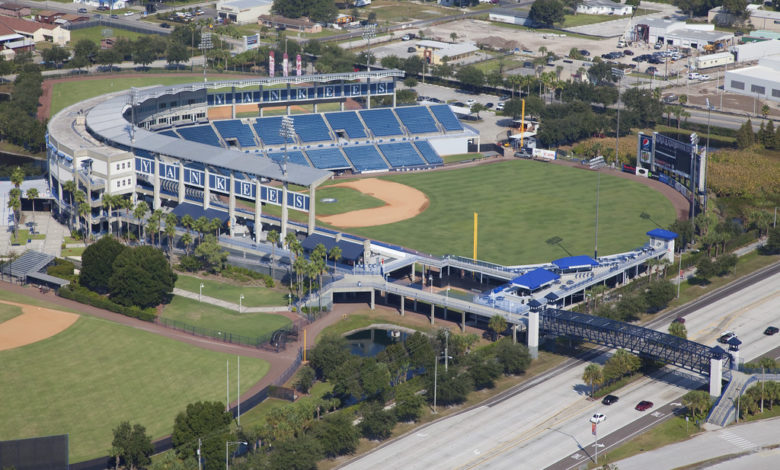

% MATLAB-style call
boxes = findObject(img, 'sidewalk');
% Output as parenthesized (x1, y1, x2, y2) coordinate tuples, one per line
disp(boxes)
(172, 287, 291, 314)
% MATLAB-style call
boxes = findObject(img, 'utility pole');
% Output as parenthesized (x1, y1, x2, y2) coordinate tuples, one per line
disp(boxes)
(197, 439, 202, 470)
(444, 329, 449, 372)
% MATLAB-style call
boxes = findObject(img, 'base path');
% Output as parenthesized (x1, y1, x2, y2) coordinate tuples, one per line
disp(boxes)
(0, 300, 79, 351)
(317, 178, 429, 228)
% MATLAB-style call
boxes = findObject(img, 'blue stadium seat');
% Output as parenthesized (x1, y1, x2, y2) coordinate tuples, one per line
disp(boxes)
(267, 151, 310, 167)
(343, 145, 389, 172)
(414, 141, 443, 165)
(292, 114, 332, 143)
(430, 105, 463, 131)
(176, 125, 223, 147)
(213, 120, 257, 148)
(358, 109, 403, 137)
(325, 111, 367, 138)
(394, 106, 439, 134)
(306, 148, 351, 170)
(378, 142, 425, 168)
(253, 117, 286, 146)
(158, 130, 179, 138)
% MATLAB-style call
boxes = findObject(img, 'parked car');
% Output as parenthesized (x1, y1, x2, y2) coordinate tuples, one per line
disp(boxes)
(602, 395, 619, 405)
(672, 315, 685, 323)
(698, 74, 711, 80)
(590, 413, 606, 423)
(407, 46, 417, 53)
(623, 50, 634, 56)
(124, 11, 133, 16)
(635, 401, 654, 411)
(718, 331, 736, 344)
(579, 49, 590, 56)
(688, 72, 701, 80)
(78, 7, 88, 13)
(160, 22, 171, 28)
(485, 102, 494, 108)
(495, 102, 504, 111)
(654, 42, 663, 49)
(646, 66, 658, 75)
(402, 34, 411, 41)
(764, 326, 779, 336)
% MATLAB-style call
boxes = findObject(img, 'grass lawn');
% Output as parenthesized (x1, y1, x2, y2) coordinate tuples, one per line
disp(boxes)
(50, 76, 205, 117)
(175, 274, 289, 307)
(0, 314, 269, 463)
(161, 295, 291, 339)
(0, 303, 23, 323)
(442, 153, 488, 164)
(312, 160, 674, 264)
(367, 0, 451, 22)
(61, 246, 86, 257)
(471, 56, 522, 74)
(238, 382, 334, 430)
(69, 26, 149, 45)
(562, 13, 616, 28)
(593, 415, 700, 467)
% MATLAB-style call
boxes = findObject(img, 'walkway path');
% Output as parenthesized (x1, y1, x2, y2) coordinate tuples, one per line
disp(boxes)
(172, 288, 291, 314)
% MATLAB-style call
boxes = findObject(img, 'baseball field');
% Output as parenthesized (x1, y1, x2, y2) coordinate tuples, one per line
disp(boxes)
(0, 291, 269, 463)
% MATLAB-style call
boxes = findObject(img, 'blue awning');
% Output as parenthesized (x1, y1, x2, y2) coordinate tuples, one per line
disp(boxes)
(301, 233, 363, 262)
(552, 255, 599, 270)
(647, 228, 678, 240)
(511, 268, 560, 291)
(171, 203, 228, 224)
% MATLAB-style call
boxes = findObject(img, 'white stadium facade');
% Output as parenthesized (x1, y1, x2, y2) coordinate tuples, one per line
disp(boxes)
(46, 71, 478, 240)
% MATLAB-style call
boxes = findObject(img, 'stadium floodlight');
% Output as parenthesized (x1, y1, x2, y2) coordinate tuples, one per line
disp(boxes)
(279, 115, 295, 176)
(611, 67, 624, 168)
(200, 28, 213, 83)
(362, 24, 376, 72)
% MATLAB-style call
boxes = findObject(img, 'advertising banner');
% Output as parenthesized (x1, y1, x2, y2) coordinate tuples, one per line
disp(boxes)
(532, 148, 556, 160)
(296, 54, 302, 76)
(269, 51, 275, 77)
(283, 52, 289, 77)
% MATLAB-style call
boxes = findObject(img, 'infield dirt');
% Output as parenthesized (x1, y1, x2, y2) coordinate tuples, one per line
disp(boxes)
(0, 300, 79, 351)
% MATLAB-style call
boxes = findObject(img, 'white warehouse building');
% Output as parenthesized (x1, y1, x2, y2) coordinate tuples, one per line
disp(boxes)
(217, 0, 272, 25)
(576, 0, 633, 16)
(635, 18, 734, 51)
(724, 57, 780, 103)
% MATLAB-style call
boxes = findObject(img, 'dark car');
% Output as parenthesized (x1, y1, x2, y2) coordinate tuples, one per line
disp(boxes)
(78, 7, 88, 13)
(623, 50, 634, 56)
(646, 66, 658, 75)
(160, 22, 171, 28)
(718, 331, 736, 344)
(407, 46, 417, 53)
(672, 315, 685, 323)
(602, 394, 619, 405)
(635, 400, 654, 411)
(110, 14, 118, 19)
(485, 102, 494, 108)
(764, 326, 779, 336)
(579, 49, 590, 56)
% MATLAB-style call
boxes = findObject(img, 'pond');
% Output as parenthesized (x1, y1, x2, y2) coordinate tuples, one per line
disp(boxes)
(345, 328, 410, 357)
(0, 153, 46, 178)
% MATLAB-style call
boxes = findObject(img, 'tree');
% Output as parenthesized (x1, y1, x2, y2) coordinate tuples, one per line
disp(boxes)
(406, 331, 435, 370)
(765, 226, 780, 255)
(394, 382, 425, 422)
(311, 412, 359, 458)
(427, 367, 473, 406)
(78, 201, 91, 240)
(268, 435, 323, 470)
(111, 421, 153, 470)
(295, 365, 316, 394)
(62, 180, 77, 230)
(359, 402, 397, 441)
(97, 48, 122, 71)
(668, 321, 687, 339)
(736, 119, 755, 149)
(42, 45, 69, 67)
(530, 0, 565, 26)
(603, 349, 641, 382)
(109, 245, 176, 308)
(80, 235, 126, 293)
(164, 212, 178, 255)
(180, 232, 193, 256)
(133, 201, 149, 241)
(488, 314, 507, 341)
(73, 39, 98, 63)
(267, 229, 279, 278)
(171, 401, 232, 470)
(494, 337, 531, 375)
(470, 103, 486, 119)
(582, 363, 604, 397)
(328, 245, 342, 272)
(101, 193, 120, 235)
(645, 279, 676, 312)
(166, 41, 189, 66)
(456, 65, 484, 92)
(694, 256, 716, 281)
(26, 187, 38, 229)
(467, 351, 502, 390)
(403, 76, 418, 88)
(308, 335, 351, 379)
(723, 0, 748, 18)
(681, 390, 713, 421)
(195, 234, 228, 273)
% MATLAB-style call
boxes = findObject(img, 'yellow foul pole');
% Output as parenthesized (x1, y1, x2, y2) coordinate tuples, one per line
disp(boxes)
(473, 212, 478, 260)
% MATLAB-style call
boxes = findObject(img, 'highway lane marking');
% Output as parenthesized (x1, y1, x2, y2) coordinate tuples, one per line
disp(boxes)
(690, 291, 780, 343)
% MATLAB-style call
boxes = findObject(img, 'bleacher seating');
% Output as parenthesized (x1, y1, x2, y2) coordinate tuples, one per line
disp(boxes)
(343, 145, 389, 172)
(358, 109, 403, 137)
(159, 130, 179, 138)
(325, 111, 367, 139)
(378, 142, 425, 168)
(292, 114, 332, 143)
(394, 106, 439, 134)
(253, 117, 286, 146)
(430, 105, 463, 131)
(176, 125, 223, 147)
(213, 120, 257, 148)
(414, 141, 443, 165)
(267, 151, 310, 167)
(306, 148, 351, 170)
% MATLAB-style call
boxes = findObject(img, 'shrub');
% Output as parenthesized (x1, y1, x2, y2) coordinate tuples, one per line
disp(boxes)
(177, 255, 202, 272)
(58, 284, 156, 321)
(47, 258, 75, 280)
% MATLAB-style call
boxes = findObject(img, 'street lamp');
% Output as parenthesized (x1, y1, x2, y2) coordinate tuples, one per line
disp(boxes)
(432, 353, 453, 414)
(225, 441, 247, 470)
(199, 282, 204, 302)
(239, 294, 244, 313)
(429, 274, 433, 293)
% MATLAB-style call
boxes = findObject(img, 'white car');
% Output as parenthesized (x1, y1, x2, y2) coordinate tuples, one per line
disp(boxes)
(466, 99, 476, 107)
(590, 413, 606, 424)
(124, 11, 133, 16)
(402, 34, 411, 41)
(698, 74, 710, 80)
(688, 72, 701, 80)
(495, 103, 504, 111)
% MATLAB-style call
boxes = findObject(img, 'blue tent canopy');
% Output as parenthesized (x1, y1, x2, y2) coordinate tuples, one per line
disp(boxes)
(511, 268, 560, 291)
(552, 255, 599, 270)
(647, 228, 678, 240)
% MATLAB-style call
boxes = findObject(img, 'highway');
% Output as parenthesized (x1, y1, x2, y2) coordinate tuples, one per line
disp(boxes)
(339, 262, 780, 470)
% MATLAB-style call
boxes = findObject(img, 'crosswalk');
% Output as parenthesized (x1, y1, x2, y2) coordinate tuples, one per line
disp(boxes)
(720, 430, 758, 452)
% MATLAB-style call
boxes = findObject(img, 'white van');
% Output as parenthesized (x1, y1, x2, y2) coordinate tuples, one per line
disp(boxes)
(687, 72, 701, 80)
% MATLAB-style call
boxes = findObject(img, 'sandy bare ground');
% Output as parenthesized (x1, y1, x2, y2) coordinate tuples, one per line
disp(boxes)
(317, 178, 428, 228)
(0, 300, 79, 351)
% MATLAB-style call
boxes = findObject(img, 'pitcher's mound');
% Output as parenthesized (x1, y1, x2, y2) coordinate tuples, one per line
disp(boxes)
(318, 178, 428, 228)
(0, 300, 79, 351)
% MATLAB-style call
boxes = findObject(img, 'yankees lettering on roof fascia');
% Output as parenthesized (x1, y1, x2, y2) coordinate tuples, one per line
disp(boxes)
(377, 83, 386, 93)
(164, 164, 177, 180)
(138, 158, 154, 174)
(351, 84, 360, 95)
(235, 180, 254, 198)
(214, 175, 227, 191)
(293, 193, 306, 209)
(297, 89, 307, 99)
(186, 169, 203, 186)
(270, 90, 280, 101)
(324, 86, 334, 97)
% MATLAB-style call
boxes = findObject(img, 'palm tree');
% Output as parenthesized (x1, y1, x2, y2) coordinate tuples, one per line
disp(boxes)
(74, 190, 86, 235)
(150, 209, 163, 246)
(10, 166, 24, 191)
(26, 188, 38, 233)
(267, 229, 279, 278)
(210, 217, 222, 238)
(62, 180, 77, 230)
(194, 216, 209, 243)
(507, 74, 523, 98)
(146, 217, 159, 247)
(180, 232, 193, 255)
(181, 214, 194, 235)
(328, 245, 342, 273)
(488, 314, 507, 341)
(7, 196, 20, 239)
(101, 193, 119, 235)
(120, 197, 133, 240)
(164, 212, 178, 255)
(133, 201, 149, 242)
(311, 243, 328, 306)
(582, 364, 604, 398)
(78, 202, 91, 241)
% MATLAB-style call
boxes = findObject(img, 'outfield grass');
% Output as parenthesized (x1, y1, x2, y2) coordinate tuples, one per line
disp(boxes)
(0, 315, 269, 463)
(314, 187, 386, 216)
(324, 161, 674, 264)
(161, 295, 291, 338)
(175, 274, 289, 307)
(50, 76, 205, 117)
(0, 303, 23, 323)
(69, 26, 149, 46)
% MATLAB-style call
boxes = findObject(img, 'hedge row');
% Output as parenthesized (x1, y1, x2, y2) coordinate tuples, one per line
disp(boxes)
(59, 284, 156, 322)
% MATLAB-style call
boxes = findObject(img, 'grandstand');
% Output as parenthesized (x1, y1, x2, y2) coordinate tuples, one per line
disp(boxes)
(292, 114, 333, 143)
(325, 111, 367, 139)
(253, 117, 286, 146)
(213, 120, 257, 148)
(414, 141, 444, 165)
(176, 124, 223, 147)
(395, 106, 439, 134)
(359, 109, 403, 137)
(378, 142, 426, 168)
(430, 104, 464, 131)
(306, 148, 351, 170)
(267, 151, 311, 167)
(343, 145, 389, 172)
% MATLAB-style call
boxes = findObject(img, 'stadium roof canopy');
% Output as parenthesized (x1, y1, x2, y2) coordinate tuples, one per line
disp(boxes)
(552, 255, 599, 270)
(301, 233, 363, 262)
(646, 228, 678, 240)
(511, 268, 560, 291)
(171, 203, 229, 224)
